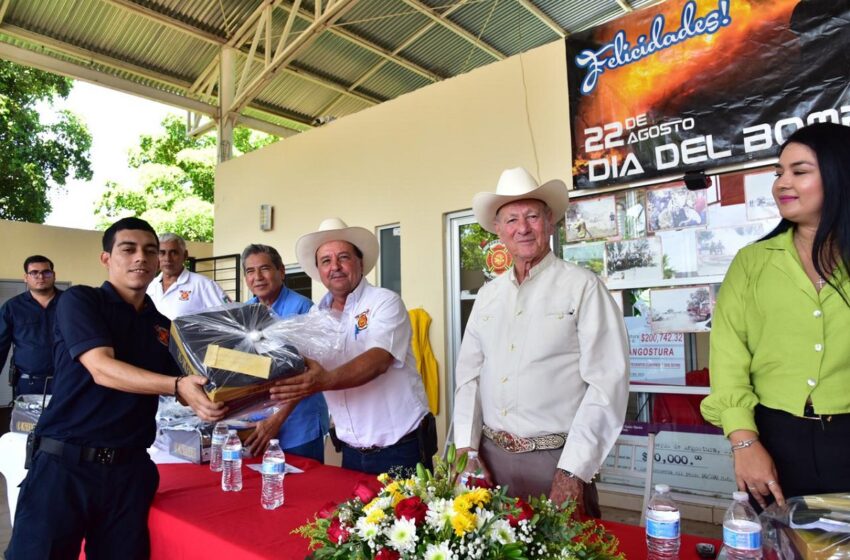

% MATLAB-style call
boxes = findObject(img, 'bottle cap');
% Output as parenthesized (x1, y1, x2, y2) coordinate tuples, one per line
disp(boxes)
(228, 429, 237, 435)
(655, 484, 670, 493)
(270, 439, 279, 444)
(732, 491, 749, 501)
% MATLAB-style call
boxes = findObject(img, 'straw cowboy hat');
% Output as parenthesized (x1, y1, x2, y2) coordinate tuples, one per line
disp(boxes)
(295, 217, 379, 282)
(472, 167, 569, 234)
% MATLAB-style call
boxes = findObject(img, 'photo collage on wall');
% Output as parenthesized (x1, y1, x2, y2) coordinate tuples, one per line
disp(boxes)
(561, 169, 782, 334)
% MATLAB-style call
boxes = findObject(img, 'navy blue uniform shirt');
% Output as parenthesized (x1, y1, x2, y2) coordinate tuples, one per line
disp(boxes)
(0, 289, 63, 378)
(36, 282, 179, 449)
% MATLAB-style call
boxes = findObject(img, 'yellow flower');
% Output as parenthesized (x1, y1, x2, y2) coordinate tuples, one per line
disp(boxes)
(366, 507, 386, 525)
(465, 488, 491, 508)
(377, 473, 391, 484)
(451, 510, 476, 536)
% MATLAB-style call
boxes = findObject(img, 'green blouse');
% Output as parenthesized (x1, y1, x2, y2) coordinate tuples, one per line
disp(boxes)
(701, 228, 850, 436)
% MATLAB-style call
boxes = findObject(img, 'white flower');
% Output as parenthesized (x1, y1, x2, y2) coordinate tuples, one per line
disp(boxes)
(355, 516, 380, 542)
(488, 519, 516, 545)
(475, 507, 494, 530)
(365, 496, 392, 512)
(387, 517, 418, 553)
(426, 498, 454, 531)
(424, 541, 457, 560)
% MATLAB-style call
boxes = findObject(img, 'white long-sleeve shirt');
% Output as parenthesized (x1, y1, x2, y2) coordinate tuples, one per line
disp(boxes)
(453, 251, 630, 482)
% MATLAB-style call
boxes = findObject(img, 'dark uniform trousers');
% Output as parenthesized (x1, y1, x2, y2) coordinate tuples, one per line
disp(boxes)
(5, 448, 159, 560)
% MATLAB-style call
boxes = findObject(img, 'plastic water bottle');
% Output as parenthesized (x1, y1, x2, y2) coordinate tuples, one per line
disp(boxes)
(719, 491, 762, 559)
(221, 429, 243, 492)
(261, 439, 286, 510)
(646, 484, 681, 559)
(209, 422, 229, 472)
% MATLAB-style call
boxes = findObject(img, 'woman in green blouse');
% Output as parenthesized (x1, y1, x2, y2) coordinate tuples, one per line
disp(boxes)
(701, 122, 850, 509)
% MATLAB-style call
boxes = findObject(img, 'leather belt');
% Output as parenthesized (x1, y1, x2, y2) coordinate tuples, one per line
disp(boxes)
(482, 425, 567, 453)
(37, 437, 147, 465)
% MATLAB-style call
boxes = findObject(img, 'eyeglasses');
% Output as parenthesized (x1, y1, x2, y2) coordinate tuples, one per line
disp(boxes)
(26, 270, 54, 278)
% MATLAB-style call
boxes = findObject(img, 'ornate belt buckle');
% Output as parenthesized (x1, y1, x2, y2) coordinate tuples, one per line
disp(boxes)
(500, 431, 535, 453)
(95, 448, 116, 464)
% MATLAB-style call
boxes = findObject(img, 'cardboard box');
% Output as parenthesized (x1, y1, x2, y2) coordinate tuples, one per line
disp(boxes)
(10, 395, 51, 434)
(156, 425, 255, 464)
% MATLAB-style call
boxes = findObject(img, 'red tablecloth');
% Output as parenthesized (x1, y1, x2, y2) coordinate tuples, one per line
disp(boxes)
(149, 459, 720, 559)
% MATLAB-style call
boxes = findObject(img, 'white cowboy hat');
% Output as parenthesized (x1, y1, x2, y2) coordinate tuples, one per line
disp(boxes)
(295, 217, 379, 282)
(472, 167, 569, 233)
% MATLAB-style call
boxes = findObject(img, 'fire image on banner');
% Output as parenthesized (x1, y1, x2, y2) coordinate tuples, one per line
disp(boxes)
(566, 0, 850, 189)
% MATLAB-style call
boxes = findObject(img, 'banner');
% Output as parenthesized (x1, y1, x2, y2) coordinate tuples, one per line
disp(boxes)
(566, 0, 850, 189)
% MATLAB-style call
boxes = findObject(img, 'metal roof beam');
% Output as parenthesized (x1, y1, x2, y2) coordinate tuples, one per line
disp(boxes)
(0, 40, 306, 137)
(515, 0, 566, 37)
(398, 0, 505, 61)
(1, 24, 193, 91)
(102, 0, 224, 46)
(229, 0, 361, 115)
(614, 0, 634, 12)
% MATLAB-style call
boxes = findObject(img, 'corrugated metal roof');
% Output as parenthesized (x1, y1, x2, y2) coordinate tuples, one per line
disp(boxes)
(0, 0, 640, 137)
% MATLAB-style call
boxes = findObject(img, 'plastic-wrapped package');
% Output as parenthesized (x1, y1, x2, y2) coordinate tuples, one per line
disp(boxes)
(169, 304, 344, 413)
(10, 394, 52, 433)
(762, 494, 850, 560)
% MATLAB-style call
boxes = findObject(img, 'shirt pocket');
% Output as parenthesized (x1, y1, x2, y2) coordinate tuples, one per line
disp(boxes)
(536, 307, 579, 357)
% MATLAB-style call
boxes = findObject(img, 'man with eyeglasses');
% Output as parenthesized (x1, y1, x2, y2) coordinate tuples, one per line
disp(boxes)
(0, 255, 63, 396)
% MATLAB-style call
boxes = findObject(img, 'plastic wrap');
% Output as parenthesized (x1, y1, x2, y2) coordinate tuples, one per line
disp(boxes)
(169, 304, 344, 413)
(10, 394, 52, 433)
(762, 494, 850, 560)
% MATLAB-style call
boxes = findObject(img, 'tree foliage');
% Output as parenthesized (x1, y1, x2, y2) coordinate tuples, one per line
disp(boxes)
(95, 115, 278, 241)
(0, 60, 93, 222)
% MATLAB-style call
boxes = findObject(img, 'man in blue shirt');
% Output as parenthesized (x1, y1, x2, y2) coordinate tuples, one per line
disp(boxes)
(240, 243, 329, 462)
(0, 255, 62, 397)
(5, 217, 225, 560)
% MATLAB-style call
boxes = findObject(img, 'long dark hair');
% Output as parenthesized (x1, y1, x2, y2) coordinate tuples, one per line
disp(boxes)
(762, 122, 850, 303)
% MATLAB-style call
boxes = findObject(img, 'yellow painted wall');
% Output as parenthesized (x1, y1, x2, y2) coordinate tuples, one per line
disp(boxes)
(214, 40, 572, 447)
(0, 219, 213, 286)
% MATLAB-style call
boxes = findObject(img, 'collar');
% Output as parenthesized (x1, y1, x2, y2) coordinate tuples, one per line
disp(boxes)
(101, 281, 156, 314)
(247, 285, 291, 306)
(319, 275, 368, 311)
(510, 251, 556, 286)
(157, 268, 190, 292)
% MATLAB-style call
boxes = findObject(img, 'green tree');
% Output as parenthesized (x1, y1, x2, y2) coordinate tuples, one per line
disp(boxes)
(95, 115, 278, 241)
(0, 60, 93, 222)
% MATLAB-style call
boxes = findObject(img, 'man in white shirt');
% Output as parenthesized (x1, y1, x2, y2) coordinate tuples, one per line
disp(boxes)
(146, 233, 231, 320)
(453, 168, 629, 517)
(269, 218, 434, 474)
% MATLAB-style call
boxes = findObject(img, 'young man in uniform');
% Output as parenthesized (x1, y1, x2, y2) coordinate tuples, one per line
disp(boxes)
(5, 217, 226, 560)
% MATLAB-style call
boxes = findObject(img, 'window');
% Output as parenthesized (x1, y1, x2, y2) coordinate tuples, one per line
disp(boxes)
(377, 224, 401, 295)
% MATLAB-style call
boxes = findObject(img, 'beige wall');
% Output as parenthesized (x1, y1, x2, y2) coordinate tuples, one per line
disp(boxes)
(0, 219, 212, 286)
(214, 40, 572, 446)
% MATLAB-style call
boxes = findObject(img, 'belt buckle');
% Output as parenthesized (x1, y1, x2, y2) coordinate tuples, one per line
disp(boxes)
(94, 448, 116, 464)
(498, 431, 535, 453)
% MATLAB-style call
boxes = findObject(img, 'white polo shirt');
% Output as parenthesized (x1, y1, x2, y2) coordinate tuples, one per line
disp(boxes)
(318, 277, 429, 448)
(147, 269, 231, 320)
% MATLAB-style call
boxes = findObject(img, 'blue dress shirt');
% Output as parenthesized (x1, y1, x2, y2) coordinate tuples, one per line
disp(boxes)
(247, 287, 329, 449)
(0, 289, 63, 392)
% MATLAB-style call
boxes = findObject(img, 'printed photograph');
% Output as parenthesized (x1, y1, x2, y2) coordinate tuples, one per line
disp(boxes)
(606, 237, 663, 282)
(647, 183, 708, 232)
(615, 189, 647, 240)
(566, 195, 618, 241)
(696, 224, 765, 276)
(744, 171, 781, 221)
(563, 241, 606, 276)
(655, 229, 699, 279)
(650, 285, 714, 333)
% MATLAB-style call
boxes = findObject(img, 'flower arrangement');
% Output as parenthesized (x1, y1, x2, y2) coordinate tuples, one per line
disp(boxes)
(295, 446, 623, 560)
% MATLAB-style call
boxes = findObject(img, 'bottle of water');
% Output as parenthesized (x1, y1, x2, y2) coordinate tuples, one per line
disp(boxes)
(261, 439, 286, 510)
(221, 429, 243, 492)
(646, 484, 681, 559)
(209, 422, 229, 472)
(720, 491, 762, 559)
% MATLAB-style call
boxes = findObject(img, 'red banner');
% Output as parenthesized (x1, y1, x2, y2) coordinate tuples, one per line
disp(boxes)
(567, 0, 850, 189)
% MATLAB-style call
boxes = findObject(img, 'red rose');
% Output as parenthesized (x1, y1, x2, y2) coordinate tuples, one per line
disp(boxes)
(317, 501, 338, 519)
(506, 498, 534, 527)
(375, 549, 401, 560)
(352, 479, 380, 503)
(466, 476, 494, 490)
(394, 496, 428, 525)
(326, 517, 350, 544)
